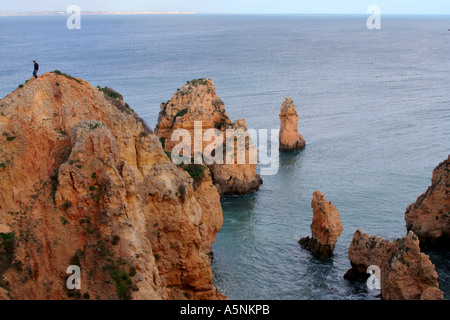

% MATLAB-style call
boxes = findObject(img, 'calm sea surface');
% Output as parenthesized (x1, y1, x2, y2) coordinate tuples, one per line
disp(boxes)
(0, 14, 449, 300)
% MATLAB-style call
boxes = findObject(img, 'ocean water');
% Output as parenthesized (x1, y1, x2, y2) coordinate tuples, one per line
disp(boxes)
(0, 14, 449, 300)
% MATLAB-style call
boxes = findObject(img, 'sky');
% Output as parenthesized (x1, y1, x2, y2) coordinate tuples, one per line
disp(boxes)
(0, 0, 449, 15)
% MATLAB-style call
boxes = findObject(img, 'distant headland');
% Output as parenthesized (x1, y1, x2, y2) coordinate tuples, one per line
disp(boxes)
(0, 11, 196, 16)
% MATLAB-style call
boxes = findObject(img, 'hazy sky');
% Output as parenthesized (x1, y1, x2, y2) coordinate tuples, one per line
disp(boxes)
(1, 0, 449, 14)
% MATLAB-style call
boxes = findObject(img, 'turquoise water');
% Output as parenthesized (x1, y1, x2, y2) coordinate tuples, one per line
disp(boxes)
(0, 14, 449, 300)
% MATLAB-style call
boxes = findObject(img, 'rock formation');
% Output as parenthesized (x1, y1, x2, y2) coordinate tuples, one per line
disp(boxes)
(279, 98, 305, 152)
(405, 155, 450, 249)
(344, 229, 443, 300)
(0, 72, 224, 300)
(193, 169, 223, 257)
(299, 191, 343, 259)
(155, 79, 262, 197)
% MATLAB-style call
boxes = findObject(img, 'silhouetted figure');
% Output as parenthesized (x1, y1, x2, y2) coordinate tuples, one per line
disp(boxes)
(33, 60, 39, 79)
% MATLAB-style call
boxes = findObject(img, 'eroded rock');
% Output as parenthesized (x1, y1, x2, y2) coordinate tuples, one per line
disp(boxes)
(299, 191, 343, 259)
(0, 73, 225, 300)
(405, 155, 450, 249)
(155, 78, 262, 196)
(344, 229, 443, 300)
(279, 98, 305, 152)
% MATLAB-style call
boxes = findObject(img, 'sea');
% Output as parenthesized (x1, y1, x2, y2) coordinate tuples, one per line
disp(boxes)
(0, 14, 449, 300)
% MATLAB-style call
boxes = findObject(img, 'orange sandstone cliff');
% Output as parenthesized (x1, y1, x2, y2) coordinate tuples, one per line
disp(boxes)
(155, 79, 262, 197)
(405, 155, 450, 249)
(344, 229, 443, 300)
(0, 72, 224, 300)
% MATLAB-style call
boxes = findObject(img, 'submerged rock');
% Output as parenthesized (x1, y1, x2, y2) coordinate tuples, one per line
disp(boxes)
(155, 78, 262, 197)
(299, 191, 343, 259)
(405, 155, 450, 249)
(279, 98, 305, 152)
(0, 73, 225, 300)
(344, 229, 443, 300)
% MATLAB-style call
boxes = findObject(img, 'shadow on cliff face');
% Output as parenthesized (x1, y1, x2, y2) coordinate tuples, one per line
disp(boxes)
(0, 232, 15, 290)
(424, 249, 450, 299)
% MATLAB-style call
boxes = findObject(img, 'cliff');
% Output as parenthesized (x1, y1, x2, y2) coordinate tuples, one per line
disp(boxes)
(155, 79, 262, 196)
(299, 191, 343, 259)
(405, 155, 450, 248)
(0, 72, 224, 300)
(344, 229, 443, 300)
(279, 98, 305, 152)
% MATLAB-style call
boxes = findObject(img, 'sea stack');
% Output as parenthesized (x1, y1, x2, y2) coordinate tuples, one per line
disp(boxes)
(279, 98, 305, 152)
(155, 78, 262, 197)
(405, 155, 450, 249)
(0, 73, 225, 300)
(344, 229, 443, 300)
(299, 191, 343, 259)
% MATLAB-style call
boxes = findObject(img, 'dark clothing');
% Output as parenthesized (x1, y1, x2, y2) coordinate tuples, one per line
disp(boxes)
(33, 62, 39, 79)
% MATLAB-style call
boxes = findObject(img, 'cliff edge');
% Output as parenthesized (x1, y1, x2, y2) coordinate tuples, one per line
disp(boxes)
(0, 73, 224, 300)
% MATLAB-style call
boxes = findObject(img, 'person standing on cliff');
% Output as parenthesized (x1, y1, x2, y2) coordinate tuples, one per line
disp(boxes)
(33, 60, 39, 79)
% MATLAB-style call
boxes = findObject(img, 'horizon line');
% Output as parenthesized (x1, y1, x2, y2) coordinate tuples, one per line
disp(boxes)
(0, 10, 196, 16)
(0, 11, 449, 17)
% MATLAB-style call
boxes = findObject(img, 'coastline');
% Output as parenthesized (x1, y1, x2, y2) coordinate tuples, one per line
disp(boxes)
(0, 13, 448, 301)
(0, 11, 196, 17)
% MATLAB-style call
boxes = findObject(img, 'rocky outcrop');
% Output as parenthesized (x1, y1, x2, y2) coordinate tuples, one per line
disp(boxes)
(344, 229, 443, 300)
(299, 191, 343, 259)
(0, 72, 224, 300)
(155, 79, 262, 197)
(208, 118, 262, 196)
(279, 98, 305, 152)
(405, 155, 450, 249)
